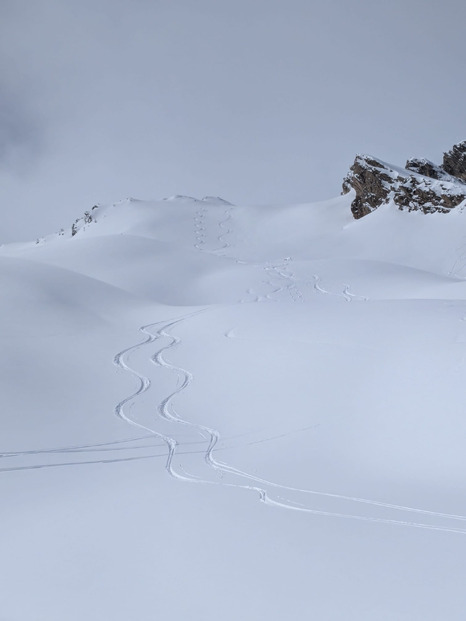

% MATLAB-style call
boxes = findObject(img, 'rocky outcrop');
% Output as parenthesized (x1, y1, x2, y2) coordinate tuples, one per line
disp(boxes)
(342, 156, 395, 219)
(71, 205, 99, 236)
(404, 158, 449, 181)
(342, 143, 466, 219)
(443, 141, 466, 182)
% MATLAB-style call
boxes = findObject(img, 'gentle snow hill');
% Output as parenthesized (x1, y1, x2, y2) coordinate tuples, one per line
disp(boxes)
(4, 192, 466, 299)
(2, 193, 466, 621)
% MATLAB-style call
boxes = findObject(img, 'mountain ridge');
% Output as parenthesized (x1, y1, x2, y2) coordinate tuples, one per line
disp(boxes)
(342, 141, 466, 219)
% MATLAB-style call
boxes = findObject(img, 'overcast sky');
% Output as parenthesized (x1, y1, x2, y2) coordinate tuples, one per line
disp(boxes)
(1, 0, 466, 242)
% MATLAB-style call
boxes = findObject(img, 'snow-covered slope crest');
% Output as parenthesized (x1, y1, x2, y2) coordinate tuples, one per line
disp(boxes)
(342, 141, 466, 219)
(65, 195, 233, 239)
(6, 190, 466, 306)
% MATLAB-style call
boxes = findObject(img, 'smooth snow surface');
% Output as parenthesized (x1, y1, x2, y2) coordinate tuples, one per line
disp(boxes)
(2, 194, 466, 619)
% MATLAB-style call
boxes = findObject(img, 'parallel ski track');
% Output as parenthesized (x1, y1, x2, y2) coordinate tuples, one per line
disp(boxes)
(0, 431, 308, 474)
(114, 325, 197, 482)
(113, 310, 466, 536)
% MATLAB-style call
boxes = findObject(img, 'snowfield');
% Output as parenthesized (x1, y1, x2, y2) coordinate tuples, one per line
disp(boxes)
(2, 193, 466, 619)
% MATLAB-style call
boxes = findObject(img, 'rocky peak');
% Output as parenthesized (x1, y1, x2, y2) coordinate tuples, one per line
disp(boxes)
(342, 142, 466, 219)
(443, 141, 466, 182)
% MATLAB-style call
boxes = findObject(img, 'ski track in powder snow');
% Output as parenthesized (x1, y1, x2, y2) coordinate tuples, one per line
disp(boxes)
(115, 311, 466, 536)
(113, 325, 194, 483)
(110, 204, 466, 535)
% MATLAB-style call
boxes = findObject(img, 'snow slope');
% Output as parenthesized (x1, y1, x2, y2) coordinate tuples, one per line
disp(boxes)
(2, 193, 466, 619)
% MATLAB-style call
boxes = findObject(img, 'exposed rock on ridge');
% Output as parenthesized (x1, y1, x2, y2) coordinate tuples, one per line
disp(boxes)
(342, 142, 466, 219)
(443, 141, 466, 182)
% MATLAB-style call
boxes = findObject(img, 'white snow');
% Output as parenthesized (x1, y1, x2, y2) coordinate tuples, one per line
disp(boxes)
(2, 193, 466, 619)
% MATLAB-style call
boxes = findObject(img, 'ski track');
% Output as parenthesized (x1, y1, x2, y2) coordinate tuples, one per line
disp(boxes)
(111, 308, 466, 536)
(313, 274, 367, 302)
(193, 206, 207, 251)
(113, 324, 199, 483)
(0, 435, 156, 459)
(198, 205, 307, 304)
(0, 430, 322, 474)
(215, 208, 233, 253)
(264, 258, 305, 303)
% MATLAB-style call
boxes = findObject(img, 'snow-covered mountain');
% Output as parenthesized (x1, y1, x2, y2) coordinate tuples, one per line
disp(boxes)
(2, 186, 466, 620)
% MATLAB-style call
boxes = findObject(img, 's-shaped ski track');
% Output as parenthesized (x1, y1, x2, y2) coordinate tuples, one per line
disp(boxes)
(114, 311, 466, 535)
(114, 322, 202, 482)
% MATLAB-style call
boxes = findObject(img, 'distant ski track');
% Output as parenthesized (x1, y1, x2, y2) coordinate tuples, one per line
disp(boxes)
(0, 415, 311, 472)
(0, 435, 155, 458)
(264, 258, 304, 303)
(343, 284, 368, 302)
(314, 274, 367, 302)
(193, 206, 206, 251)
(0, 454, 157, 473)
(194, 204, 235, 257)
(216, 208, 233, 253)
(2, 440, 318, 474)
(194, 204, 306, 304)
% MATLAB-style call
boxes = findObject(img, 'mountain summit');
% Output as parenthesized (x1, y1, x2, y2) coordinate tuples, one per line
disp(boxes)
(342, 141, 466, 219)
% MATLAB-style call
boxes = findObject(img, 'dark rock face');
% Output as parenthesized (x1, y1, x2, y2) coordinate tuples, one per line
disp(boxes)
(404, 158, 447, 181)
(341, 156, 394, 219)
(342, 143, 466, 219)
(443, 141, 466, 182)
